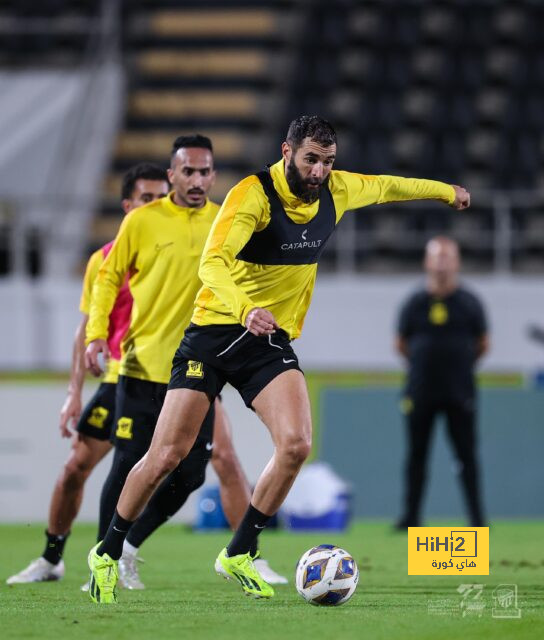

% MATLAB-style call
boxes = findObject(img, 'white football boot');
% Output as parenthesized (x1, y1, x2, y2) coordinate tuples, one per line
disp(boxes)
(118, 554, 145, 590)
(7, 557, 65, 584)
(253, 558, 288, 585)
(81, 554, 145, 591)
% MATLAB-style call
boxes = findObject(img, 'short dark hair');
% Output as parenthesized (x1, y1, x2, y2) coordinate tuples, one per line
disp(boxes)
(286, 115, 336, 151)
(121, 163, 169, 200)
(171, 134, 213, 157)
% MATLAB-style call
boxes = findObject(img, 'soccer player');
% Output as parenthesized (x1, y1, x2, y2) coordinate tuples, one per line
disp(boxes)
(395, 236, 488, 528)
(7, 163, 169, 585)
(85, 135, 284, 601)
(88, 115, 470, 602)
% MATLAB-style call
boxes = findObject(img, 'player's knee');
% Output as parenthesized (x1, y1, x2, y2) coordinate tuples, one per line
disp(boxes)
(150, 446, 181, 481)
(62, 457, 91, 488)
(279, 433, 312, 468)
(211, 446, 239, 481)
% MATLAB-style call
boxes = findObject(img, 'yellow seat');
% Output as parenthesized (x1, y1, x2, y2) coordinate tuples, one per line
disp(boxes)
(116, 130, 246, 161)
(129, 90, 259, 118)
(149, 10, 278, 37)
(136, 50, 268, 78)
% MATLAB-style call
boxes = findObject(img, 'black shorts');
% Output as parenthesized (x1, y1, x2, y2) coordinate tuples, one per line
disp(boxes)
(112, 375, 215, 457)
(76, 382, 117, 441)
(168, 323, 303, 408)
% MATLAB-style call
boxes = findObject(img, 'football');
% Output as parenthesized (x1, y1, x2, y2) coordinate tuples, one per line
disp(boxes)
(295, 544, 359, 606)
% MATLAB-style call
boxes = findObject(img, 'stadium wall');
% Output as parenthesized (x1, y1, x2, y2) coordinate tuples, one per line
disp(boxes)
(318, 384, 544, 520)
(1, 275, 544, 370)
(0, 382, 272, 525)
(1, 377, 542, 524)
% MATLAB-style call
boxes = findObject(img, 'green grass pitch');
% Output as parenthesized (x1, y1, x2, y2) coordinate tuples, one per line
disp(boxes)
(1, 521, 543, 640)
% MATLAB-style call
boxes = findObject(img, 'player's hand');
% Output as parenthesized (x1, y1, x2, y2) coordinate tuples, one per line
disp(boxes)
(245, 308, 280, 336)
(59, 392, 82, 438)
(85, 339, 110, 377)
(450, 185, 471, 210)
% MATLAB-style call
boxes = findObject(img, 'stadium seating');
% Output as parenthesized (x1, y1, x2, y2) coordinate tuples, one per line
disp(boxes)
(91, 0, 300, 251)
(323, 0, 544, 272)
(1, 0, 543, 273)
(0, 0, 100, 66)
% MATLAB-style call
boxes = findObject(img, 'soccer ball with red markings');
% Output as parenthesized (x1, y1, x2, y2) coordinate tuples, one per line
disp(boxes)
(295, 544, 359, 606)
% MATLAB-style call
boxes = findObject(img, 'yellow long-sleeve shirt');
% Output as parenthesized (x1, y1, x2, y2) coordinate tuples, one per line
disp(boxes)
(80, 248, 102, 315)
(86, 194, 220, 383)
(193, 159, 455, 339)
(80, 248, 120, 384)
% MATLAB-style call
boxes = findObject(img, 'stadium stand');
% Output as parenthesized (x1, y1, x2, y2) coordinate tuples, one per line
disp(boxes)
(0, 1, 101, 66)
(1, 0, 544, 273)
(319, 0, 544, 272)
(94, 0, 300, 248)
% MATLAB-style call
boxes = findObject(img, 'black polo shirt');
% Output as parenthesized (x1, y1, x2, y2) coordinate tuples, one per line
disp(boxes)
(398, 286, 487, 400)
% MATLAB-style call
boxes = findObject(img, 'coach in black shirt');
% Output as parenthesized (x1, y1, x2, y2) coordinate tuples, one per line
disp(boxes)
(395, 236, 488, 528)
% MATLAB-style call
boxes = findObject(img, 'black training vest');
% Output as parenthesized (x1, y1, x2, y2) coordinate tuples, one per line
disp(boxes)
(236, 169, 337, 265)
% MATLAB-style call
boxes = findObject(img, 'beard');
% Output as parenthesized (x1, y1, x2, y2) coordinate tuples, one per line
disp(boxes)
(285, 157, 328, 204)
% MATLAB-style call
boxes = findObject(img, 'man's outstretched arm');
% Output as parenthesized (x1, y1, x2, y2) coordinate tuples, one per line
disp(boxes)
(334, 171, 470, 213)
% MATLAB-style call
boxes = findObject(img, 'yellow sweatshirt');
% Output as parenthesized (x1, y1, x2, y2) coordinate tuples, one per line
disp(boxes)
(87, 194, 220, 383)
(193, 159, 455, 339)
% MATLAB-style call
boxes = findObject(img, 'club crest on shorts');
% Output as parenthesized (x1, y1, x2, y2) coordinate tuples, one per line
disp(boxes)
(87, 406, 109, 428)
(186, 360, 204, 379)
(116, 417, 133, 439)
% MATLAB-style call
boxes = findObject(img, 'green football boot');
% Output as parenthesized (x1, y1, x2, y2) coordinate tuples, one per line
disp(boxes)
(215, 547, 274, 599)
(87, 543, 119, 604)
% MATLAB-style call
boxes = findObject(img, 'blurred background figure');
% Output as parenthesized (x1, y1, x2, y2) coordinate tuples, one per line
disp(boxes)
(395, 237, 489, 528)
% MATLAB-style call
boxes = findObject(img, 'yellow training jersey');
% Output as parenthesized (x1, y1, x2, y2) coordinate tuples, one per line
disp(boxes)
(86, 194, 220, 383)
(80, 248, 120, 384)
(193, 159, 455, 339)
